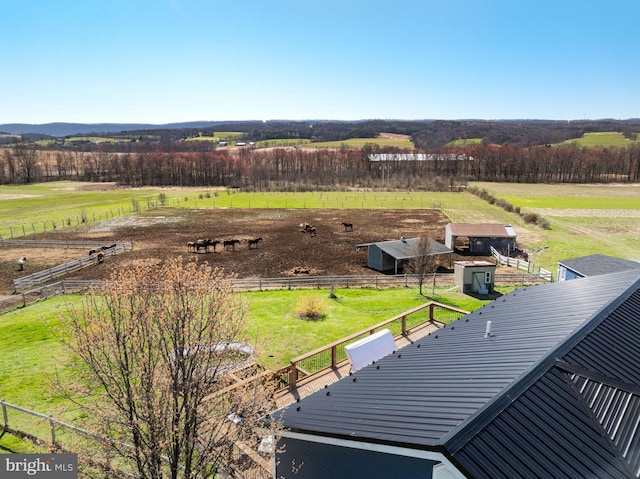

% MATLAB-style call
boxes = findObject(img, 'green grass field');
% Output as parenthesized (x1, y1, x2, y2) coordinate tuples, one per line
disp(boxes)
(309, 137, 414, 149)
(0, 287, 486, 418)
(0, 182, 484, 239)
(3, 180, 640, 451)
(559, 131, 638, 147)
(184, 131, 245, 142)
(469, 182, 640, 271)
(446, 138, 483, 146)
(254, 139, 311, 147)
(3, 181, 639, 274)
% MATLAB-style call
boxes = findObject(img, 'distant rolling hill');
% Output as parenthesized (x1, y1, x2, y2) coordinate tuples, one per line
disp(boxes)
(0, 121, 224, 137)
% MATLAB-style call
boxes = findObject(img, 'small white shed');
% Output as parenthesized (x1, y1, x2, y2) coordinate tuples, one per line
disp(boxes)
(454, 261, 496, 295)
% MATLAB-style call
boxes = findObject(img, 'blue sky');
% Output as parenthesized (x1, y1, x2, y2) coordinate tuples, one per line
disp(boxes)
(2, 0, 639, 124)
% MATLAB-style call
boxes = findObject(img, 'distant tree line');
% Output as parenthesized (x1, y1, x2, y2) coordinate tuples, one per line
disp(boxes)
(7, 118, 640, 149)
(2, 140, 640, 188)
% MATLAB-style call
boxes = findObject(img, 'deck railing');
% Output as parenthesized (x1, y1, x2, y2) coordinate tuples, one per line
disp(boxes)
(275, 301, 469, 389)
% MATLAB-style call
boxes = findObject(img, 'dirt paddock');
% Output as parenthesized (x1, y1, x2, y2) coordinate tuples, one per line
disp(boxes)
(0, 208, 462, 298)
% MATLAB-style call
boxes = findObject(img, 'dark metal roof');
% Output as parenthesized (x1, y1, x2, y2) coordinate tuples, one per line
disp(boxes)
(357, 238, 453, 260)
(559, 254, 640, 277)
(278, 269, 640, 478)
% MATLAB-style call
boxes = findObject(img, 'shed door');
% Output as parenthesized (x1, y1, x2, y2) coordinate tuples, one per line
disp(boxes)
(472, 271, 489, 293)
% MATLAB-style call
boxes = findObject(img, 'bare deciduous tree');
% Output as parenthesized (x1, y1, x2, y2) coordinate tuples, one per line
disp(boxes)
(58, 257, 277, 479)
(406, 237, 438, 295)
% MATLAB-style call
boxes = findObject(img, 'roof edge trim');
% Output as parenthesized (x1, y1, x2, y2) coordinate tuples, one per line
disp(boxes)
(443, 275, 640, 454)
(278, 430, 467, 477)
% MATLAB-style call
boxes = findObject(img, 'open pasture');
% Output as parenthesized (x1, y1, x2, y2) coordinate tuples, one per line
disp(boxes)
(470, 182, 640, 268)
(309, 132, 414, 149)
(0, 182, 483, 240)
(2, 180, 640, 451)
(184, 131, 244, 142)
(3, 181, 640, 285)
(559, 131, 639, 147)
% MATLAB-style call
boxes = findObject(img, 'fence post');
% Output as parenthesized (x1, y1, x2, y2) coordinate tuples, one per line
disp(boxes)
(2, 399, 8, 430)
(402, 315, 407, 335)
(290, 364, 298, 388)
(49, 415, 56, 445)
(331, 346, 337, 368)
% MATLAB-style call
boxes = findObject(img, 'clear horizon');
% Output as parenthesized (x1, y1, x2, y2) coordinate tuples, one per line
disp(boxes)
(3, 117, 640, 127)
(3, 0, 639, 124)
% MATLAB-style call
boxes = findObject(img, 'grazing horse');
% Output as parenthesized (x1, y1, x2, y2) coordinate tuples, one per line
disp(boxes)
(194, 238, 212, 253)
(210, 239, 221, 252)
(341, 222, 353, 232)
(248, 237, 263, 249)
(307, 227, 317, 237)
(300, 222, 312, 232)
(223, 239, 240, 251)
(187, 241, 196, 253)
(17, 257, 26, 271)
(96, 251, 105, 263)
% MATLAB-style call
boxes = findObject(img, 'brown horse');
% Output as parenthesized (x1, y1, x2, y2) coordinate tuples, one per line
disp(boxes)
(307, 227, 317, 237)
(341, 222, 353, 231)
(223, 239, 241, 251)
(248, 237, 263, 249)
(187, 241, 196, 253)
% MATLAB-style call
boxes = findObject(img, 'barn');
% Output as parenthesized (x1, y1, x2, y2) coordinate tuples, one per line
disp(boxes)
(273, 269, 640, 478)
(357, 237, 452, 274)
(445, 223, 516, 255)
(558, 253, 640, 281)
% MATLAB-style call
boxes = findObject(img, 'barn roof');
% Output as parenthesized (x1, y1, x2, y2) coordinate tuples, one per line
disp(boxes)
(277, 269, 640, 478)
(368, 153, 469, 162)
(446, 223, 516, 238)
(357, 237, 452, 259)
(559, 254, 640, 277)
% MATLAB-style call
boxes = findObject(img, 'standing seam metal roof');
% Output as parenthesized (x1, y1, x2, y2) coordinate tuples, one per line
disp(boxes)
(373, 237, 453, 259)
(279, 269, 640, 478)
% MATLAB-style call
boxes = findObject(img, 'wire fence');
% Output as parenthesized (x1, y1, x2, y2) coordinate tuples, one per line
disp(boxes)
(0, 399, 271, 479)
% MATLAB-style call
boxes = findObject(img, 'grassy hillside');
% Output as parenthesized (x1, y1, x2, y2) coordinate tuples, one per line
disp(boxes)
(184, 131, 244, 142)
(559, 131, 638, 147)
(446, 138, 483, 146)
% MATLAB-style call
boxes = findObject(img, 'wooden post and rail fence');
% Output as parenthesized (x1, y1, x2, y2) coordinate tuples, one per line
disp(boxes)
(273, 300, 469, 390)
(490, 245, 554, 282)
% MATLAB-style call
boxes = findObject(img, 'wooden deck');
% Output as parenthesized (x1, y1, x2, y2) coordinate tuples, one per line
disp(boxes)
(275, 320, 444, 409)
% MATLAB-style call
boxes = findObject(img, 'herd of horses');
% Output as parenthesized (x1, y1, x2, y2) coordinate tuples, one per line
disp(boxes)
(187, 238, 263, 253)
(299, 221, 353, 236)
(188, 221, 353, 254)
